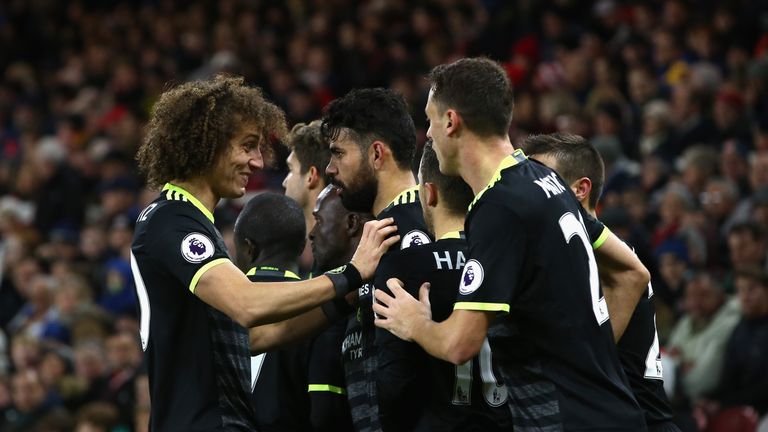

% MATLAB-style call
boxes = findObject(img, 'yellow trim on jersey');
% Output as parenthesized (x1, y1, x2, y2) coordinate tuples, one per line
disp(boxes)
(592, 226, 611, 250)
(189, 258, 229, 293)
(245, 267, 301, 280)
(453, 301, 510, 313)
(439, 231, 461, 240)
(163, 183, 215, 223)
(389, 186, 419, 207)
(307, 384, 346, 395)
(468, 149, 527, 212)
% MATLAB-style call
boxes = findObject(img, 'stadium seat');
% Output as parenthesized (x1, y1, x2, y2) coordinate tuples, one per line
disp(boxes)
(705, 407, 758, 432)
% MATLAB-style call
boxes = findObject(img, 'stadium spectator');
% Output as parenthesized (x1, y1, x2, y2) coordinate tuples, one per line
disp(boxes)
(667, 272, 740, 402)
(711, 267, 768, 415)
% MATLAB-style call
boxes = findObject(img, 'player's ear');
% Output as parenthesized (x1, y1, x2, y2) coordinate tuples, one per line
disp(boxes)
(346, 213, 363, 237)
(445, 109, 461, 136)
(306, 166, 320, 189)
(424, 182, 438, 208)
(371, 141, 386, 170)
(572, 177, 592, 203)
(244, 237, 257, 263)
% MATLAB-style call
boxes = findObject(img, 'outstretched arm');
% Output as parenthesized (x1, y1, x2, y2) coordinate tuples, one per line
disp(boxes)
(249, 291, 357, 353)
(373, 279, 492, 365)
(196, 218, 399, 328)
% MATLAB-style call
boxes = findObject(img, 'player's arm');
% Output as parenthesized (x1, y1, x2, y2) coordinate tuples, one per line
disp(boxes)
(196, 218, 398, 328)
(374, 280, 492, 365)
(249, 291, 356, 353)
(593, 231, 651, 341)
(248, 307, 328, 354)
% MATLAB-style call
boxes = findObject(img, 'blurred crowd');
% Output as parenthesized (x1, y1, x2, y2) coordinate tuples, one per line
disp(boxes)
(1, 0, 768, 431)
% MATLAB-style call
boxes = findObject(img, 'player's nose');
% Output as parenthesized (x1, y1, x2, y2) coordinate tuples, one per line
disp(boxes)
(325, 160, 337, 177)
(249, 149, 264, 170)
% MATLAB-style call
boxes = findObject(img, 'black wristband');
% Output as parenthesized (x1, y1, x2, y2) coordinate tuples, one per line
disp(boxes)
(325, 264, 363, 297)
(320, 297, 354, 324)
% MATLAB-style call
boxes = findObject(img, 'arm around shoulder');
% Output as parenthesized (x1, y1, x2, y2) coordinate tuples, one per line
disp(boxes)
(194, 260, 337, 328)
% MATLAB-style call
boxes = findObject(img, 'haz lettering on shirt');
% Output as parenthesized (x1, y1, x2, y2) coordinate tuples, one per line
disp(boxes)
(433, 249, 466, 270)
(533, 173, 567, 198)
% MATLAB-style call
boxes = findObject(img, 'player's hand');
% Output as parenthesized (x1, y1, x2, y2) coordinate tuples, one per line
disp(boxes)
(349, 218, 399, 280)
(373, 278, 432, 341)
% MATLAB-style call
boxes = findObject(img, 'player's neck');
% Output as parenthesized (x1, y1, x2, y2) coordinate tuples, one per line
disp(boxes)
(170, 178, 218, 214)
(303, 186, 323, 236)
(458, 136, 515, 196)
(583, 201, 597, 218)
(431, 208, 465, 240)
(252, 252, 299, 274)
(373, 169, 417, 215)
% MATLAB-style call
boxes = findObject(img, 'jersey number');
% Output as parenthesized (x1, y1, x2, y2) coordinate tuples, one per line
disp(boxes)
(558, 212, 609, 325)
(453, 338, 509, 407)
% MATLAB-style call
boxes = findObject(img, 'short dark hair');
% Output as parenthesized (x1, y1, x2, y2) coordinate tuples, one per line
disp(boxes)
(321, 88, 416, 171)
(521, 133, 605, 209)
(729, 221, 765, 242)
(284, 120, 331, 185)
(138, 75, 287, 189)
(234, 192, 306, 258)
(734, 266, 768, 287)
(427, 57, 514, 138)
(420, 142, 474, 215)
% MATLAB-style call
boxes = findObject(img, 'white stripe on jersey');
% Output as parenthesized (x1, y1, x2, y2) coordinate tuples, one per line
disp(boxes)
(130, 251, 152, 351)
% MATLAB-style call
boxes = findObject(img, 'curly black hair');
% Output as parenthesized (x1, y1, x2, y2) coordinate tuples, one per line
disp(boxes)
(320, 88, 416, 171)
(137, 75, 287, 189)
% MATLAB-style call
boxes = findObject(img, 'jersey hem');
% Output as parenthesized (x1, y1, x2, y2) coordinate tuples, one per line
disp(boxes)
(189, 258, 230, 293)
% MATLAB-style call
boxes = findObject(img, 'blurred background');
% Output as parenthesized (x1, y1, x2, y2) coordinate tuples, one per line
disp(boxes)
(1, 0, 768, 431)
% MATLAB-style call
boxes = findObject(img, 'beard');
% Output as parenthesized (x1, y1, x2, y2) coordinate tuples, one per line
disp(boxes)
(331, 164, 378, 213)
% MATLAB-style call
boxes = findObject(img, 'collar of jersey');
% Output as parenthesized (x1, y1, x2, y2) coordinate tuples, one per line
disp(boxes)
(245, 266, 301, 280)
(162, 183, 215, 223)
(387, 185, 419, 208)
(438, 231, 462, 240)
(467, 149, 527, 212)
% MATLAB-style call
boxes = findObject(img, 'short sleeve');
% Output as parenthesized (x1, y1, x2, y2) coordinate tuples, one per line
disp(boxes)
(146, 208, 230, 293)
(307, 320, 348, 395)
(579, 207, 610, 249)
(454, 202, 526, 314)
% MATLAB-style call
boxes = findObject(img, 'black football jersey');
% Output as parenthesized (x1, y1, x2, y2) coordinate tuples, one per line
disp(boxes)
(455, 151, 646, 431)
(615, 277, 675, 426)
(375, 232, 514, 432)
(342, 186, 430, 432)
(530, 159, 674, 426)
(130, 183, 256, 432)
(248, 267, 313, 432)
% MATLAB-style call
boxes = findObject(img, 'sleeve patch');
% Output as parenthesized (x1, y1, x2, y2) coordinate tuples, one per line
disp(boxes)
(181, 232, 215, 263)
(458, 259, 484, 295)
(400, 230, 431, 249)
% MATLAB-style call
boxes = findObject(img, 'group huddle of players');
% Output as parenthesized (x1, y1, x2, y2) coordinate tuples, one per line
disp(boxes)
(131, 58, 678, 432)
